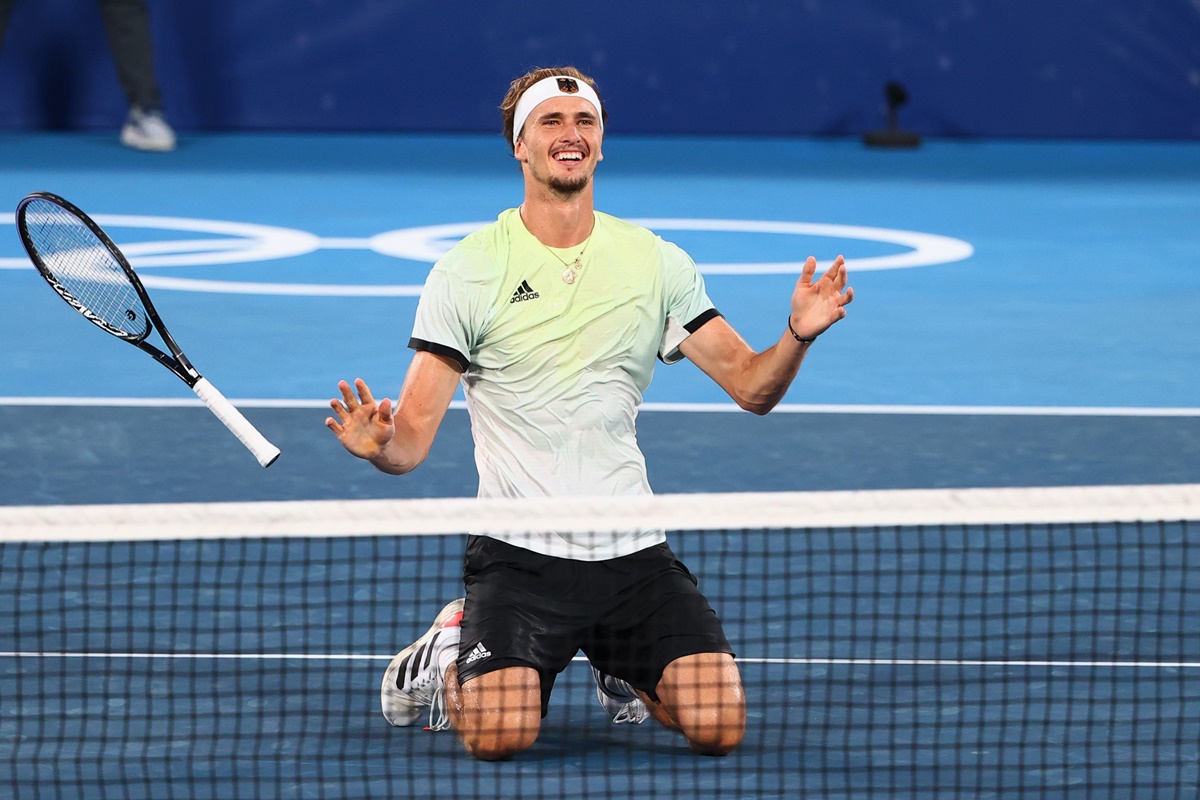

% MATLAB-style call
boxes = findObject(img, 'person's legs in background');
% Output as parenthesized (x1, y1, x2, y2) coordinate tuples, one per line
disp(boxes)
(99, 0, 175, 151)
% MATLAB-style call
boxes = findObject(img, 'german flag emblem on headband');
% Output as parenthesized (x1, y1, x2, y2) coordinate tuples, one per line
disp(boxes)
(512, 75, 602, 145)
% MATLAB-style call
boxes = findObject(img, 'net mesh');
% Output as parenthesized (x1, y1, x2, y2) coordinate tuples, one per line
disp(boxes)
(19, 197, 150, 341)
(2, 486, 1199, 799)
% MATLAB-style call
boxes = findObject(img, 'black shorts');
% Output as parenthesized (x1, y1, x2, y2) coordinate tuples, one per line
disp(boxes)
(456, 535, 734, 715)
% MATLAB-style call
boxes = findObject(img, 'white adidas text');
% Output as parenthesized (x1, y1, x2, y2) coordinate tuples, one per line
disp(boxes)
(464, 642, 492, 664)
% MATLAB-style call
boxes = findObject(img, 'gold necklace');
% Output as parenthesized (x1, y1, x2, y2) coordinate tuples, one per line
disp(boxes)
(544, 240, 590, 284)
(521, 207, 595, 284)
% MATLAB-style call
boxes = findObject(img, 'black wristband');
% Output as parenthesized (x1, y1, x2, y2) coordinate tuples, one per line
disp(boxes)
(788, 318, 816, 344)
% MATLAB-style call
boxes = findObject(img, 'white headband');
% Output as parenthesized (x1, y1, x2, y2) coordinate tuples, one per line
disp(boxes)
(512, 75, 603, 146)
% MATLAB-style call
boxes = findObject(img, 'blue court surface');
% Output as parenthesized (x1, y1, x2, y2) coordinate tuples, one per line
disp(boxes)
(1, 133, 1199, 798)
(1, 133, 1198, 501)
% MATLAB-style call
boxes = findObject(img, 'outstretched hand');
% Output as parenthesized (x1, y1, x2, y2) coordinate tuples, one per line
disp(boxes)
(788, 255, 854, 342)
(325, 378, 395, 461)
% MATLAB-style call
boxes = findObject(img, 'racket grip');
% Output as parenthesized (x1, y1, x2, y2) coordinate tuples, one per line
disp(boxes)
(192, 378, 281, 467)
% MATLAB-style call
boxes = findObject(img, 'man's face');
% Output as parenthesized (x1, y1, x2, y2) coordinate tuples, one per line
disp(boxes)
(514, 96, 603, 197)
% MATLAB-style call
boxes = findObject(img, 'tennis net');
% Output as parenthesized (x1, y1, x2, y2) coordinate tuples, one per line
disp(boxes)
(2, 484, 1199, 799)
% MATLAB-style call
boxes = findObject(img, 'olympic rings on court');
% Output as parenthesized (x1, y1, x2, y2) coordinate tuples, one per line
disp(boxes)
(0, 214, 973, 296)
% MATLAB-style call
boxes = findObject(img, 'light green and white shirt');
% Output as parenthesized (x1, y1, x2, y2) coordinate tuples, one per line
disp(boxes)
(409, 208, 719, 560)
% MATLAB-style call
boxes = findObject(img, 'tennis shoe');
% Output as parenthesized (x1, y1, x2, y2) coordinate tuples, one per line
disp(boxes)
(120, 107, 176, 152)
(381, 598, 464, 731)
(591, 665, 648, 725)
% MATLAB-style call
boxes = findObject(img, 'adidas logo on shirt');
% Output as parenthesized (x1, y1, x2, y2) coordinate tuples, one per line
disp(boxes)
(509, 280, 540, 303)
(464, 641, 492, 665)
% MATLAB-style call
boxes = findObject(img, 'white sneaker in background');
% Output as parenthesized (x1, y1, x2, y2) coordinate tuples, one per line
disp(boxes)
(120, 107, 176, 152)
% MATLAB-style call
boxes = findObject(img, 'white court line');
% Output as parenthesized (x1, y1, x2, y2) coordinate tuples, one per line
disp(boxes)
(316, 237, 373, 249)
(1, 653, 1197, 668)
(2, 397, 1200, 416)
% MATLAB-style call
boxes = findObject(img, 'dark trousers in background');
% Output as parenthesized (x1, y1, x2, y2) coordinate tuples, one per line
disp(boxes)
(0, 0, 163, 110)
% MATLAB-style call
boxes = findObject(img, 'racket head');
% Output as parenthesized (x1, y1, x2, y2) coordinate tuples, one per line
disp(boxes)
(16, 192, 153, 343)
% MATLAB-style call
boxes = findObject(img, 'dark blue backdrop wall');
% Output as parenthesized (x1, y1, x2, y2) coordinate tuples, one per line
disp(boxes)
(0, 0, 1197, 139)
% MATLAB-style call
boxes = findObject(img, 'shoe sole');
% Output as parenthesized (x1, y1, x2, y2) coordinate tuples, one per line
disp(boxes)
(120, 131, 176, 152)
(380, 598, 465, 726)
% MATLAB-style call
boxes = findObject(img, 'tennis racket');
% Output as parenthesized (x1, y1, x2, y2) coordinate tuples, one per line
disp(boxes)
(15, 191, 281, 467)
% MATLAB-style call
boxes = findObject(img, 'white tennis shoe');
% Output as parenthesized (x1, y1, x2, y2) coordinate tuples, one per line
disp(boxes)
(120, 107, 176, 152)
(381, 598, 464, 731)
(591, 665, 648, 725)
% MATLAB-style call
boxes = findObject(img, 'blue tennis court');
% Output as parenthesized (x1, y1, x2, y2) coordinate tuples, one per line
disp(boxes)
(1, 133, 1198, 499)
(1, 133, 1199, 798)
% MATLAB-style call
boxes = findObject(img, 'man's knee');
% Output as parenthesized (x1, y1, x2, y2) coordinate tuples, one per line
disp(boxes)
(680, 711, 745, 756)
(450, 666, 542, 761)
(657, 653, 746, 756)
(459, 722, 540, 761)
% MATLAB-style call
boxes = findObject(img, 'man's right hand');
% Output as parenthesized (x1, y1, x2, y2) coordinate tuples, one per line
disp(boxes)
(326, 378, 395, 461)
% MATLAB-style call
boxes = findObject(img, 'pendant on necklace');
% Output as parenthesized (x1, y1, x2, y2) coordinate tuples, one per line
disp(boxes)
(561, 257, 582, 285)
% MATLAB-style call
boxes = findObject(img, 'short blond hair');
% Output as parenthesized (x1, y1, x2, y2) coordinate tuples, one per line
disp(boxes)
(500, 66, 607, 153)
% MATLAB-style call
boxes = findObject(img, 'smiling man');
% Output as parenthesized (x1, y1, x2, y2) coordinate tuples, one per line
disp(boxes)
(326, 66, 853, 761)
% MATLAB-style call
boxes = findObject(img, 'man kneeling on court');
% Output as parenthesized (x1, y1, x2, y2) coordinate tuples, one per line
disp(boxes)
(326, 66, 853, 760)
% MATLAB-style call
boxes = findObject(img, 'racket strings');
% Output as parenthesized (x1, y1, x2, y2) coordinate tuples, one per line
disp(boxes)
(23, 200, 150, 341)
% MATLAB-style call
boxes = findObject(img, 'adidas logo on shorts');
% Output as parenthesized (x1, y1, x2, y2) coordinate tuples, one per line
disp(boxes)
(509, 280, 540, 303)
(463, 641, 492, 665)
